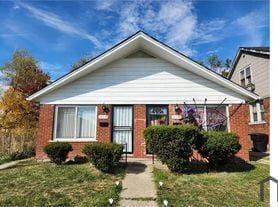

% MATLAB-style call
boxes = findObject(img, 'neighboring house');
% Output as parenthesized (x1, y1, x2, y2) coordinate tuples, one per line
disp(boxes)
(228, 47, 270, 154)
(28, 32, 260, 161)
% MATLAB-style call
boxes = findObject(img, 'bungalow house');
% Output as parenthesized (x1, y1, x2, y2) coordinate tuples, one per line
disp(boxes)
(27, 31, 260, 161)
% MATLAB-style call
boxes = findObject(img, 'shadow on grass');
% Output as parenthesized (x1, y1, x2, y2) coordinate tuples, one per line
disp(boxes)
(185, 157, 256, 175)
(65, 156, 89, 165)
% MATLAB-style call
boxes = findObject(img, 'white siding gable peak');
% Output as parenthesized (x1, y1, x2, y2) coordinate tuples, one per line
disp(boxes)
(27, 31, 260, 101)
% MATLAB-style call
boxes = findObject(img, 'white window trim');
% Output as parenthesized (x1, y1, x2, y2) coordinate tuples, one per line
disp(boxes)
(239, 65, 252, 87)
(53, 105, 98, 142)
(249, 102, 266, 124)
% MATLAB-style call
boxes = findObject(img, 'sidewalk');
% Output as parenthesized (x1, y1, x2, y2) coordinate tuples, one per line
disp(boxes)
(119, 159, 158, 207)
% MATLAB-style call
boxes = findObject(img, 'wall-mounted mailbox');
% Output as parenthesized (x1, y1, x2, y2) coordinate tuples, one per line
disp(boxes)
(99, 122, 109, 127)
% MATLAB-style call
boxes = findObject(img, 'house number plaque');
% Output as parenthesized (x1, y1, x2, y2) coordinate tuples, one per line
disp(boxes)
(98, 115, 108, 119)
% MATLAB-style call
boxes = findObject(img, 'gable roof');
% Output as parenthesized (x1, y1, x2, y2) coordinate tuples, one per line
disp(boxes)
(227, 47, 270, 79)
(27, 31, 260, 101)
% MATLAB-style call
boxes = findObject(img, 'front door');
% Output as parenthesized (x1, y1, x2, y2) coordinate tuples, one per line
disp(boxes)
(146, 105, 169, 154)
(112, 105, 133, 153)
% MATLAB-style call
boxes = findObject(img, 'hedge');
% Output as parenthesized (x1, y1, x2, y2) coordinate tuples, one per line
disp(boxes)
(43, 142, 73, 165)
(198, 131, 241, 166)
(144, 124, 201, 172)
(82, 143, 123, 172)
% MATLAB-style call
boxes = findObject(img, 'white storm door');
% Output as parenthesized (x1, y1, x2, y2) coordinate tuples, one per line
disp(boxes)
(112, 106, 133, 153)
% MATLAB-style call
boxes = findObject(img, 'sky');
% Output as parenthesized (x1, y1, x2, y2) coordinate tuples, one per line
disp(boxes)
(0, 0, 270, 84)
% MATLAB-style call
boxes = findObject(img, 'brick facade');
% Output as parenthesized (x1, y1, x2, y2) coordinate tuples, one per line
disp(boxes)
(36, 104, 55, 160)
(229, 97, 270, 160)
(36, 101, 269, 161)
(133, 105, 147, 158)
(36, 104, 112, 160)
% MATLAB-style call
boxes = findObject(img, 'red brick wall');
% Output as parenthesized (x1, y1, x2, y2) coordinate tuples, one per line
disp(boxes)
(229, 104, 251, 160)
(36, 104, 55, 160)
(169, 104, 184, 125)
(36, 102, 269, 161)
(96, 104, 111, 143)
(36, 104, 112, 160)
(133, 105, 147, 158)
(229, 97, 270, 160)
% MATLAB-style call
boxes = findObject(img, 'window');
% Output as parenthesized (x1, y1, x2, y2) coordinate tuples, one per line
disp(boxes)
(250, 102, 265, 123)
(206, 105, 227, 131)
(147, 105, 168, 126)
(184, 105, 227, 131)
(239, 66, 252, 87)
(54, 106, 97, 140)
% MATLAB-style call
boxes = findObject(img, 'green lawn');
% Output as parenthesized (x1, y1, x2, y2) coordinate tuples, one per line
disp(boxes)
(0, 159, 125, 206)
(153, 162, 269, 207)
(0, 155, 11, 165)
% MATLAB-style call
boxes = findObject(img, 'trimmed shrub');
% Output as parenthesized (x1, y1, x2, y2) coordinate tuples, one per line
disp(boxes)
(144, 124, 202, 172)
(82, 143, 123, 172)
(43, 142, 73, 165)
(198, 131, 241, 166)
(9, 145, 35, 161)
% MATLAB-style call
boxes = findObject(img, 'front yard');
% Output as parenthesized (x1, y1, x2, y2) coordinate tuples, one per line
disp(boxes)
(0, 159, 125, 206)
(154, 162, 269, 207)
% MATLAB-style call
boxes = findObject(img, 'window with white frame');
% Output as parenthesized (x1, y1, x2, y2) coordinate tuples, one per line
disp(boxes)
(240, 66, 252, 87)
(54, 106, 97, 140)
(249, 102, 265, 123)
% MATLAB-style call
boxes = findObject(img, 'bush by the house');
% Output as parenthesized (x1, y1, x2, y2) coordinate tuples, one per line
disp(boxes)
(43, 142, 73, 165)
(9, 145, 35, 161)
(198, 131, 241, 166)
(82, 143, 123, 172)
(144, 124, 201, 172)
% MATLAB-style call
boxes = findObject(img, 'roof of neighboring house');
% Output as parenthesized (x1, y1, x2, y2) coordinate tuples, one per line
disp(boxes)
(27, 31, 260, 101)
(227, 47, 270, 79)
(240, 47, 270, 53)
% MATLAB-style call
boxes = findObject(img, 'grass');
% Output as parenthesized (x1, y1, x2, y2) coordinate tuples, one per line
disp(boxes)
(0, 155, 11, 165)
(0, 159, 125, 206)
(153, 162, 269, 207)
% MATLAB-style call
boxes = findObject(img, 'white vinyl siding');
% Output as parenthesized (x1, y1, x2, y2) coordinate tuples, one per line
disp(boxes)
(40, 57, 247, 104)
(231, 53, 269, 98)
(54, 106, 97, 141)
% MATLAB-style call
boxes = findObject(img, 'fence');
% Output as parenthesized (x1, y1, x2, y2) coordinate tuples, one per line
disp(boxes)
(0, 130, 36, 155)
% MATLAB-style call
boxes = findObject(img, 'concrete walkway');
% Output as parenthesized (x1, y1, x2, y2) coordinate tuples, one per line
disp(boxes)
(0, 160, 19, 170)
(119, 159, 158, 207)
(0, 158, 33, 170)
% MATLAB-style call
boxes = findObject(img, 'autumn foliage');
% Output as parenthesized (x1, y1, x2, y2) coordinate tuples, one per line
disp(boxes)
(0, 49, 50, 154)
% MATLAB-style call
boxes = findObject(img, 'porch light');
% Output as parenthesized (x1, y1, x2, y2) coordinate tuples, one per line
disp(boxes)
(108, 198, 114, 205)
(174, 104, 180, 112)
(102, 104, 109, 113)
(163, 199, 168, 206)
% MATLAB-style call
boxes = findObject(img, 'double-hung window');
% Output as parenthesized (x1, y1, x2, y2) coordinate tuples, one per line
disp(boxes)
(54, 106, 97, 141)
(249, 102, 265, 123)
(240, 66, 252, 87)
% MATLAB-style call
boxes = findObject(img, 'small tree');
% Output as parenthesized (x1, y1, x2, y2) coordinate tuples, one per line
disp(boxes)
(0, 49, 50, 97)
(0, 49, 50, 154)
(0, 88, 37, 133)
(71, 55, 91, 71)
(208, 53, 222, 73)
